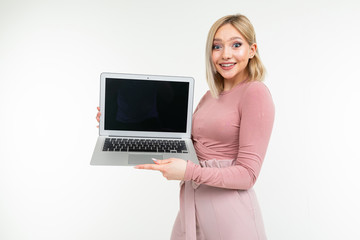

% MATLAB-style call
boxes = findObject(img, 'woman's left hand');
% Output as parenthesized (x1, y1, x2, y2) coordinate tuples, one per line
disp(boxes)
(135, 158, 187, 180)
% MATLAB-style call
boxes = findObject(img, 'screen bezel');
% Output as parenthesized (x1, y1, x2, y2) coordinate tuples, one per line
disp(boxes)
(99, 72, 194, 139)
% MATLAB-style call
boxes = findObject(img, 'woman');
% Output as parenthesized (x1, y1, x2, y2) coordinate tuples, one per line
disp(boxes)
(97, 14, 274, 240)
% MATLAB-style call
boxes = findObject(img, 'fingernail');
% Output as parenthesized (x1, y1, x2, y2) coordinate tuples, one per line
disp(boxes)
(152, 158, 157, 162)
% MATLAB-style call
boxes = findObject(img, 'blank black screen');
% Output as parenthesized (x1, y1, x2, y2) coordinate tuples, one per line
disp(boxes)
(104, 78, 189, 133)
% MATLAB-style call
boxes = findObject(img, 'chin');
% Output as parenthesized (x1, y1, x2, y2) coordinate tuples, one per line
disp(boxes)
(220, 72, 237, 80)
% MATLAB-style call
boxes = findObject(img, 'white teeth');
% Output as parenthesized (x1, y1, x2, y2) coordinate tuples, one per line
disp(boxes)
(221, 63, 235, 67)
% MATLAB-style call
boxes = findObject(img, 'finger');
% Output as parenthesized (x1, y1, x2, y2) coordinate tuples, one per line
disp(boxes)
(96, 106, 101, 126)
(152, 158, 168, 164)
(134, 164, 163, 171)
(153, 158, 172, 165)
(152, 158, 160, 164)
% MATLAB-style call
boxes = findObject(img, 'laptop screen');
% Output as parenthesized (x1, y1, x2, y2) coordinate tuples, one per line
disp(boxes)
(104, 78, 189, 133)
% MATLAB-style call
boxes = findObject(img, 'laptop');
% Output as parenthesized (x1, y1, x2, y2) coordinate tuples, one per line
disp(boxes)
(90, 72, 199, 166)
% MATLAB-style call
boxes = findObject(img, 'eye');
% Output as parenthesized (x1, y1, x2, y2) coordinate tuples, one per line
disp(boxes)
(213, 44, 221, 50)
(233, 42, 242, 48)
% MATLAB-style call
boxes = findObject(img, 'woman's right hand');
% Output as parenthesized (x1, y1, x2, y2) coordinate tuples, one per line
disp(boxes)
(96, 106, 101, 127)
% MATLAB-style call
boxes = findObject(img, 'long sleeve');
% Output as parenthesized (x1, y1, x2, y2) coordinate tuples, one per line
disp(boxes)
(185, 82, 275, 190)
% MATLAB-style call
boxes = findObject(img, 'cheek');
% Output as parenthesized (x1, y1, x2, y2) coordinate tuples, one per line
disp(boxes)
(212, 51, 220, 63)
(234, 49, 248, 61)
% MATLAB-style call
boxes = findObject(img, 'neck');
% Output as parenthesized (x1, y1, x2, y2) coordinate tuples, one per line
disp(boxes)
(223, 72, 248, 91)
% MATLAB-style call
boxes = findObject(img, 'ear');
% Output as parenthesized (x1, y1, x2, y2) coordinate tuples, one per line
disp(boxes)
(249, 43, 257, 59)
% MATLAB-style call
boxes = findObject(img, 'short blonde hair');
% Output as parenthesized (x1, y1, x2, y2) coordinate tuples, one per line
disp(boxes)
(205, 14, 266, 98)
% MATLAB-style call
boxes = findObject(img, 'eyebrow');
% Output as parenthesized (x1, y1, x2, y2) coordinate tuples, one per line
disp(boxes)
(213, 37, 243, 42)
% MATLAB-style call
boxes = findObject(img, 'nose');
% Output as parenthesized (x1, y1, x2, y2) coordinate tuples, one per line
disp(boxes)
(222, 46, 232, 60)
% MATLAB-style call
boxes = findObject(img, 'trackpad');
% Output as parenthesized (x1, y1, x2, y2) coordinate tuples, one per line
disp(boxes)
(128, 154, 164, 165)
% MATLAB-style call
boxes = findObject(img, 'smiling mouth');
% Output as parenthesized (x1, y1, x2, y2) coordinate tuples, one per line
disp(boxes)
(219, 63, 236, 70)
(220, 63, 236, 67)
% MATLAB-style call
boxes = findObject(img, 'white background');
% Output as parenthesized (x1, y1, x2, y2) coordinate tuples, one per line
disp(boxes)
(1, 0, 360, 239)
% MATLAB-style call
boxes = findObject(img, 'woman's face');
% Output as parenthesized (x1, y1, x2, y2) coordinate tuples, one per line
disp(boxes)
(212, 24, 256, 83)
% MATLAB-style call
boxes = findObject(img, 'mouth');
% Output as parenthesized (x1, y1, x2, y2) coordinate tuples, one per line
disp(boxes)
(219, 62, 236, 70)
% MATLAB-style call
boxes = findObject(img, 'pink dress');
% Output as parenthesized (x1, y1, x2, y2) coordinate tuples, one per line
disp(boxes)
(171, 81, 275, 240)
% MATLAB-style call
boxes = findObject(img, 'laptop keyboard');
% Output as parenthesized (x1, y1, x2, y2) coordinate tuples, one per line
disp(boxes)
(102, 138, 188, 153)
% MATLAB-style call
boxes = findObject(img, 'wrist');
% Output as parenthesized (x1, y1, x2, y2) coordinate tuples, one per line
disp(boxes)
(183, 160, 195, 181)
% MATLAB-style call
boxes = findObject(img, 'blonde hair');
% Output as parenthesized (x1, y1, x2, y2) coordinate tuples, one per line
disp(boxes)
(205, 14, 266, 98)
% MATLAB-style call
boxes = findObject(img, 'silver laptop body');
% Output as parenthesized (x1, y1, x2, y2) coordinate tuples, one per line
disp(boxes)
(90, 72, 199, 166)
